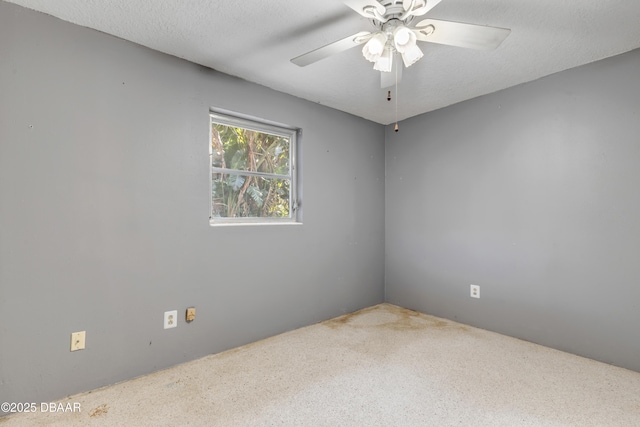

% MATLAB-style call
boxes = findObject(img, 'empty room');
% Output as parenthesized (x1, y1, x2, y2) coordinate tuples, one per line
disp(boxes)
(1, 0, 640, 425)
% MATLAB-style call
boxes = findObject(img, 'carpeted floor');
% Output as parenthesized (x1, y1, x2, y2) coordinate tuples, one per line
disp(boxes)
(2, 303, 640, 426)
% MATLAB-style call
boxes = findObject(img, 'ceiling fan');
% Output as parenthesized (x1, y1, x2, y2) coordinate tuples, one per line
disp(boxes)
(291, 0, 511, 88)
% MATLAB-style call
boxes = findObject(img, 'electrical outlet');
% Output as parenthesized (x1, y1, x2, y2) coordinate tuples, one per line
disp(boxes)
(164, 310, 178, 329)
(70, 331, 86, 351)
(470, 284, 480, 299)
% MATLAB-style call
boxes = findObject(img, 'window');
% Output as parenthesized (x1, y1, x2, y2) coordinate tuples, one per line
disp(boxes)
(210, 111, 299, 224)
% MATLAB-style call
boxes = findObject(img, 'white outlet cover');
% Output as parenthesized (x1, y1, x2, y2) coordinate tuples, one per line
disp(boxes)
(470, 285, 480, 298)
(164, 310, 178, 329)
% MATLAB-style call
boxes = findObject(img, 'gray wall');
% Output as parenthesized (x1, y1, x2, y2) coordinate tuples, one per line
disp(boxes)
(386, 49, 640, 372)
(0, 2, 385, 404)
(3, 0, 640, 408)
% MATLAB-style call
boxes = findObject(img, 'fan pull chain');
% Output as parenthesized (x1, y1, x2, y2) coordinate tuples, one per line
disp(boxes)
(394, 57, 399, 132)
(387, 90, 391, 101)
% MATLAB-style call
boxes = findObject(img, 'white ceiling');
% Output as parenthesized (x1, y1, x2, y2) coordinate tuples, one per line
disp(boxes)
(6, 0, 640, 124)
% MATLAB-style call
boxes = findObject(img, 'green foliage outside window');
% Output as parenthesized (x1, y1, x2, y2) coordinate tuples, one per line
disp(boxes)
(211, 120, 292, 219)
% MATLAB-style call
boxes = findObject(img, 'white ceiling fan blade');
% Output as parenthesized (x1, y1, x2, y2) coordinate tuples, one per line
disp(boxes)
(291, 31, 372, 67)
(343, 0, 386, 19)
(414, 19, 511, 50)
(380, 56, 402, 88)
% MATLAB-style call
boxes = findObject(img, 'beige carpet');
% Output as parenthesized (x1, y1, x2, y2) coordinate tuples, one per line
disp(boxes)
(3, 303, 640, 426)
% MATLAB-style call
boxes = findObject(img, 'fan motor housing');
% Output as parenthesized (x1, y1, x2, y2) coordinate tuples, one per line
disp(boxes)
(371, 2, 417, 29)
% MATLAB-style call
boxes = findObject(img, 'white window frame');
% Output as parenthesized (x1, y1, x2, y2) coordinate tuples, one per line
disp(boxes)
(209, 111, 300, 225)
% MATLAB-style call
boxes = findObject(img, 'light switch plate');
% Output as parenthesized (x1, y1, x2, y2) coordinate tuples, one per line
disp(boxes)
(186, 307, 196, 323)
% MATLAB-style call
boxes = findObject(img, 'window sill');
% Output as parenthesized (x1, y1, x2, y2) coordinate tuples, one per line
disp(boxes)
(209, 220, 303, 227)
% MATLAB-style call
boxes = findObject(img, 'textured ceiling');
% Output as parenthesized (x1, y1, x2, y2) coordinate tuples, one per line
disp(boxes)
(5, 0, 640, 124)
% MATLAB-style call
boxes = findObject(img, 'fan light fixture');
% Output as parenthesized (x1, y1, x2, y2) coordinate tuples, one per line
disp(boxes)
(393, 25, 423, 67)
(373, 45, 393, 72)
(362, 32, 388, 61)
(362, 24, 423, 72)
